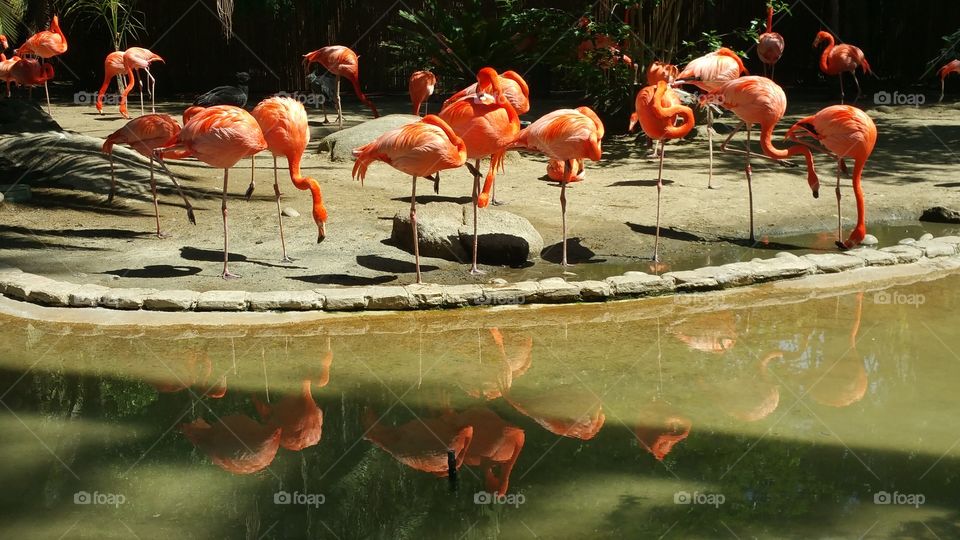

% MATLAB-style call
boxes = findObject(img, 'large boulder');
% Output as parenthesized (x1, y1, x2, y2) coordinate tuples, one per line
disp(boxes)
(392, 202, 544, 266)
(920, 206, 960, 224)
(319, 114, 421, 162)
(0, 101, 62, 134)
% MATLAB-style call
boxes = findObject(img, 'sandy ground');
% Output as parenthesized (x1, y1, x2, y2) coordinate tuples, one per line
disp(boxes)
(2, 94, 960, 292)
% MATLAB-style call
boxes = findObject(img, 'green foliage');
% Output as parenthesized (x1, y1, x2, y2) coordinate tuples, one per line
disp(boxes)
(58, 0, 145, 51)
(0, 0, 25, 42)
(679, 0, 792, 63)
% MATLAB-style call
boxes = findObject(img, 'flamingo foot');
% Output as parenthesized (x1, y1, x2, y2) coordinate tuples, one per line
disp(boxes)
(221, 270, 241, 280)
(470, 267, 486, 276)
(491, 198, 507, 206)
(835, 241, 849, 251)
(156, 231, 171, 240)
(281, 256, 295, 263)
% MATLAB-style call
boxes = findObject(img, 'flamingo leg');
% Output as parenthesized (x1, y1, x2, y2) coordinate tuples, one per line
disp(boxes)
(560, 160, 570, 267)
(244, 156, 256, 200)
(149, 156, 168, 239)
(156, 158, 196, 224)
(654, 139, 665, 262)
(273, 155, 292, 263)
(852, 71, 862, 103)
(335, 75, 342, 129)
(941, 78, 946, 103)
(410, 175, 422, 284)
(138, 69, 145, 115)
(839, 73, 845, 104)
(43, 79, 51, 115)
(835, 157, 843, 245)
(470, 159, 484, 275)
(146, 67, 156, 113)
(107, 155, 116, 203)
(707, 107, 715, 189)
(221, 168, 240, 279)
(746, 125, 755, 243)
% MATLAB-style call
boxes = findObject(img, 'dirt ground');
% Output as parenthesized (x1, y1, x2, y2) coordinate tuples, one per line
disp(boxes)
(2, 94, 959, 292)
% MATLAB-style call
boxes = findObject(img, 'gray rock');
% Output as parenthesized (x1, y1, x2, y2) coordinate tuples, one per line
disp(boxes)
(458, 205, 544, 266)
(281, 207, 300, 218)
(0, 100, 62, 134)
(861, 234, 879, 246)
(489, 278, 508, 285)
(441, 284, 485, 307)
(365, 286, 415, 310)
(663, 270, 721, 292)
(321, 288, 368, 310)
(142, 290, 200, 311)
(802, 253, 865, 273)
(405, 283, 445, 308)
(914, 239, 957, 258)
(2, 273, 57, 300)
(247, 290, 323, 311)
(576, 280, 612, 301)
(100, 288, 159, 310)
(534, 277, 581, 303)
(934, 235, 960, 246)
(392, 202, 469, 261)
(879, 245, 924, 263)
(606, 272, 675, 297)
(196, 290, 249, 311)
(708, 262, 759, 287)
(920, 206, 960, 224)
(0, 191, 4, 204)
(919, 233, 934, 241)
(898, 238, 916, 245)
(750, 256, 815, 281)
(28, 281, 79, 307)
(319, 114, 421, 161)
(845, 248, 899, 266)
(69, 285, 110, 307)
(480, 281, 538, 305)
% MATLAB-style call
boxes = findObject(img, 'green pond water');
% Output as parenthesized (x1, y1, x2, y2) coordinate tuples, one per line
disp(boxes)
(0, 273, 958, 539)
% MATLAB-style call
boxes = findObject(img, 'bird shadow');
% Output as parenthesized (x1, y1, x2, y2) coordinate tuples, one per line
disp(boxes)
(390, 195, 473, 205)
(103, 265, 203, 279)
(288, 274, 398, 286)
(540, 238, 606, 265)
(936, 182, 960, 188)
(626, 222, 708, 242)
(609, 179, 676, 188)
(356, 254, 438, 274)
(716, 236, 810, 251)
(178, 246, 305, 269)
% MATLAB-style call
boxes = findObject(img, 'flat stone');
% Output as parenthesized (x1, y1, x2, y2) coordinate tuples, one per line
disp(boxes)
(934, 235, 960, 246)
(100, 288, 159, 310)
(861, 234, 879, 246)
(196, 290, 249, 311)
(920, 206, 960, 224)
(247, 290, 323, 311)
(898, 238, 916, 245)
(801, 253, 865, 273)
(1, 273, 48, 300)
(879, 245, 924, 263)
(281, 207, 300, 218)
(845, 248, 899, 266)
(750, 256, 815, 281)
(919, 233, 934, 241)
(319, 114, 421, 161)
(69, 285, 111, 307)
(708, 262, 759, 288)
(576, 280, 612, 300)
(440, 284, 485, 307)
(405, 283, 445, 308)
(140, 290, 200, 311)
(914, 239, 957, 258)
(606, 272, 675, 297)
(365, 286, 415, 310)
(28, 281, 80, 307)
(663, 270, 721, 292)
(534, 278, 582, 303)
(320, 288, 368, 311)
(480, 281, 539, 306)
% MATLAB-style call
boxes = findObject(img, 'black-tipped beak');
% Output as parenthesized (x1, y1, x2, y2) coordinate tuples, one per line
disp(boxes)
(813, 190, 820, 199)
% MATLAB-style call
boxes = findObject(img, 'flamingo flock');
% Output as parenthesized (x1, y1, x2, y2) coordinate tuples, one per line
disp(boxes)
(7, 9, 960, 285)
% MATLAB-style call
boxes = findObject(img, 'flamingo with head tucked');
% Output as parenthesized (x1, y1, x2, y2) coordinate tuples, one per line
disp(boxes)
(303, 45, 379, 128)
(409, 70, 437, 116)
(938, 59, 960, 102)
(813, 31, 872, 103)
(757, 4, 785, 79)
(97, 51, 129, 117)
(16, 15, 67, 114)
(122, 47, 163, 115)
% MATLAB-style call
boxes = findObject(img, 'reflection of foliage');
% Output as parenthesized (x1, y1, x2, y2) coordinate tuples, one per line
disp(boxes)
(57, 0, 145, 51)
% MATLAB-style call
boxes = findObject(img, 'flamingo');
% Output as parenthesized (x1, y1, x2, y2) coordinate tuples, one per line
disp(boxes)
(97, 51, 129, 118)
(363, 408, 474, 478)
(785, 105, 877, 249)
(443, 69, 529, 206)
(813, 31, 872, 103)
(938, 59, 960, 102)
(547, 158, 584, 183)
(629, 81, 695, 262)
(102, 114, 197, 237)
(0, 54, 19, 98)
(9, 57, 54, 99)
(121, 47, 163, 115)
(157, 105, 267, 279)
(254, 379, 323, 451)
(439, 67, 521, 274)
(708, 76, 819, 242)
(511, 106, 604, 267)
(757, 4, 785, 79)
(352, 115, 468, 283)
(409, 70, 436, 116)
(251, 96, 329, 262)
(15, 15, 67, 114)
(646, 61, 679, 85)
(676, 47, 749, 188)
(456, 407, 525, 496)
(181, 415, 281, 475)
(302, 45, 379, 128)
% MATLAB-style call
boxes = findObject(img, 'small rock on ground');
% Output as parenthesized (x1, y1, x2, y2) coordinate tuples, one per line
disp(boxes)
(282, 207, 300, 218)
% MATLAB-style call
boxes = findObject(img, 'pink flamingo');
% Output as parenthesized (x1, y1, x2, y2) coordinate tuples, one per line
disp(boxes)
(647, 61, 679, 85)
(9, 57, 54, 99)
(813, 31, 872, 103)
(352, 115, 468, 282)
(122, 47, 163, 115)
(181, 415, 281, 475)
(303, 45, 379, 128)
(938, 59, 960, 102)
(16, 15, 67, 113)
(409, 70, 437, 116)
(102, 114, 196, 237)
(757, 4, 785, 79)
(97, 51, 129, 117)
(157, 106, 267, 279)
(0, 54, 20, 98)
(785, 105, 877, 249)
(251, 96, 329, 261)
(709, 76, 819, 242)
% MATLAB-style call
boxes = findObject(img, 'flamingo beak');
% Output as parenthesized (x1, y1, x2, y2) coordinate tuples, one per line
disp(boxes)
(317, 222, 326, 243)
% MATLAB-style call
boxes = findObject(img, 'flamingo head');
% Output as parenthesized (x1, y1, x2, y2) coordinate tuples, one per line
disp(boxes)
(813, 31, 832, 48)
(40, 63, 55, 82)
(0, 35, 8, 51)
(475, 67, 502, 104)
(628, 112, 638, 132)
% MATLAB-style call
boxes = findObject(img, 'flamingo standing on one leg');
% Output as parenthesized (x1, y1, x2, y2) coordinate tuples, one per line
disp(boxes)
(439, 67, 521, 274)
(511, 107, 604, 268)
(157, 105, 267, 279)
(122, 47, 163, 115)
(97, 51, 129, 118)
(785, 105, 877, 249)
(0, 54, 19, 98)
(303, 45, 379, 128)
(547, 159, 584, 183)
(10, 57, 54, 101)
(676, 47, 749, 189)
(352, 115, 468, 283)
(938, 59, 960, 102)
(629, 81, 695, 262)
(15, 15, 67, 114)
(813, 31, 872, 104)
(102, 114, 197, 237)
(409, 70, 437, 116)
(757, 4, 785, 79)
(708, 76, 819, 242)
(251, 96, 329, 261)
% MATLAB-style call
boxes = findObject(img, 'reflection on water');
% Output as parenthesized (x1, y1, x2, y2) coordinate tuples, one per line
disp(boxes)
(1, 275, 960, 538)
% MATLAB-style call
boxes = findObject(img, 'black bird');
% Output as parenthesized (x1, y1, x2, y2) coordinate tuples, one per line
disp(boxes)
(194, 72, 250, 108)
(305, 69, 337, 123)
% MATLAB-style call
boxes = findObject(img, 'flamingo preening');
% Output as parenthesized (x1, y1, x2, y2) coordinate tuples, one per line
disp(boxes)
(629, 81, 695, 262)
(511, 107, 604, 267)
(9, 57, 54, 99)
(813, 31, 872, 103)
(786, 105, 877, 249)
(352, 115, 468, 283)
(938, 59, 960, 102)
(409, 70, 437, 116)
(97, 51, 128, 117)
(646, 61, 679, 85)
(102, 114, 197, 237)
(757, 4, 785, 79)
(303, 45, 379, 128)
(251, 96, 329, 261)
(121, 47, 163, 115)
(15, 15, 67, 114)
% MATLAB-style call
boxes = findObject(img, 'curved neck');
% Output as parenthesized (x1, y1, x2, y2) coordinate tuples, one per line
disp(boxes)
(766, 6, 774, 33)
(818, 36, 834, 72)
(760, 124, 819, 192)
(287, 154, 327, 228)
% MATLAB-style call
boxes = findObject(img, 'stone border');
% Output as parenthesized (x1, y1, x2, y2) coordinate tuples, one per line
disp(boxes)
(1, 235, 959, 312)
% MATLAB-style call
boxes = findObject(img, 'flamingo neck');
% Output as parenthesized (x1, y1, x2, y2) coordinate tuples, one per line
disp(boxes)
(288, 154, 328, 230)
(760, 123, 819, 193)
(818, 36, 834, 72)
(766, 6, 774, 34)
